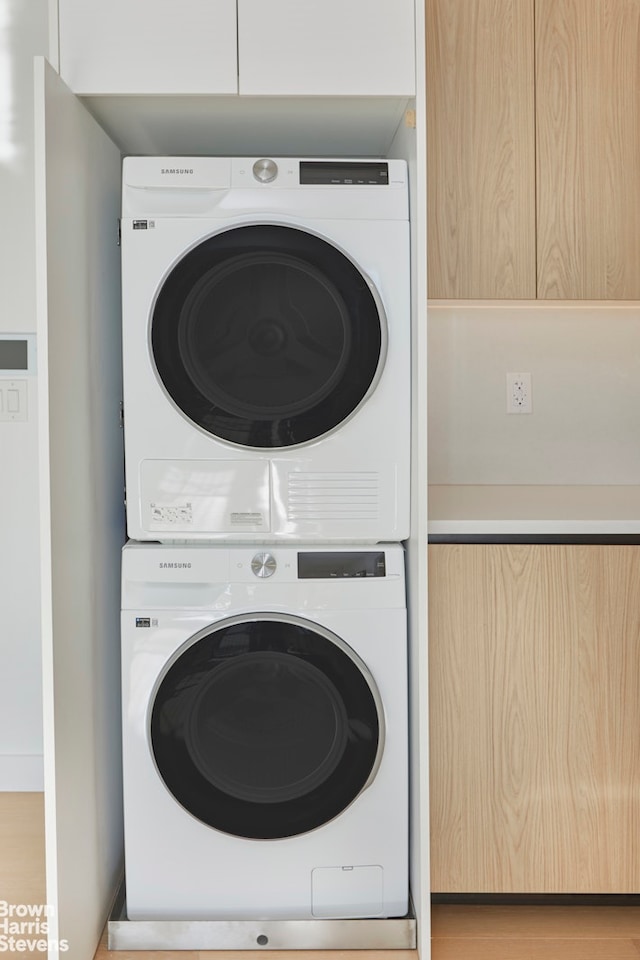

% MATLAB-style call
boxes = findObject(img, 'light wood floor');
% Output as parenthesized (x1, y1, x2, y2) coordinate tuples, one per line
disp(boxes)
(4, 794, 640, 959)
(0, 792, 45, 906)
(0, 792, 46, 960)
(94, 940, 416, 960)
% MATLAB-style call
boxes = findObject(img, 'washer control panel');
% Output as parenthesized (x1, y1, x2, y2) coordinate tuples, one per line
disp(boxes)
(245, 158, 391, 186)
(121, 545, 405, 605)
(299, 161, 389, 185)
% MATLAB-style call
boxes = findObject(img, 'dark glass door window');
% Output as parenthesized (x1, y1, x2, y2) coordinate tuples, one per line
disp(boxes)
(151, 225, 384, 448)
(150, 615, 382, 839)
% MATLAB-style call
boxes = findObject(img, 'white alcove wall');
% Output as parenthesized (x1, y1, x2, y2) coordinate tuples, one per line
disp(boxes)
(35, 30, 428, 958)
(0, 0, 49, 792)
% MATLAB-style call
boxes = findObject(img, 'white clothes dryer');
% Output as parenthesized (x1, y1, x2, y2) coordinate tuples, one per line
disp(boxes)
(121, 541, 408, 920)
(121, 156, 411, 543)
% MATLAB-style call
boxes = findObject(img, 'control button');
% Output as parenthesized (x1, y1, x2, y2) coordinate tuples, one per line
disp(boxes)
(251, 552, 277, 578)
(252, 158, 278, 183)
(7, 390, 19, 413)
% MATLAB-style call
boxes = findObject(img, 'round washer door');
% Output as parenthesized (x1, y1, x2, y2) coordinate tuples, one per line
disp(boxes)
(150, 614, 384, 840)
(151, 224, 385, 448)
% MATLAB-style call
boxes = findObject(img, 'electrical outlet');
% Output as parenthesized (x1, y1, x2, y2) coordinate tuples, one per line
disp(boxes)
(506, 372, 532, 414)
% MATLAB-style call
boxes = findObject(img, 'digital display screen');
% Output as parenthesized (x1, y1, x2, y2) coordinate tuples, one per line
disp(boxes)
(300, 162, 389, 186)
(0, 340, 28, 370)
(298, 551, 386, 579)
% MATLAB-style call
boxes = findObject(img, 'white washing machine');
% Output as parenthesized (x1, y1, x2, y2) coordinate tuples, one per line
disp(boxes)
(121, 156, 411, 543)
(121, 541, 408, 920)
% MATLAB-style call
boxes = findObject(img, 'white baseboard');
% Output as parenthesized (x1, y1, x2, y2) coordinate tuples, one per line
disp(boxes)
(0, 754, 44, 791)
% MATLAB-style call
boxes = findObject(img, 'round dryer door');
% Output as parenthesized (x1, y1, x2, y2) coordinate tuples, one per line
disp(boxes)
(149, 614, 384, 839)
(151, 225, 385, 448)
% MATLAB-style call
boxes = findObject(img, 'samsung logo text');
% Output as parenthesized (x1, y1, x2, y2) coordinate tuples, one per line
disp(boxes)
(161, 168, 194, 175)
(159, 562, 192, 569)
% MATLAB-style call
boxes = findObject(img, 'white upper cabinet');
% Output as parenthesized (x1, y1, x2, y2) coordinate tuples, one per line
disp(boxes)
(238, 0, 416, 96)
(57, 0, 415, 97)
(58, 0, 238, 95)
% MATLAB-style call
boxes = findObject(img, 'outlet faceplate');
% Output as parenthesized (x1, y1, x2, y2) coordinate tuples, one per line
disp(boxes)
(506, 372, 532, 414)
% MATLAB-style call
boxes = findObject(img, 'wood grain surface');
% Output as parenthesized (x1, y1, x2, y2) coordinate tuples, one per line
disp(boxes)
(429, 544, 640, 893)
(536, 0, 640, 298)
(432, 904, 640, 959)
(0, 791, 45, 907)
(426, 0, 536, 299)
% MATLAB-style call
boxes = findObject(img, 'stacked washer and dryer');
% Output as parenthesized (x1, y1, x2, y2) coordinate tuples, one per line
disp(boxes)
(119, 156, 412, 924)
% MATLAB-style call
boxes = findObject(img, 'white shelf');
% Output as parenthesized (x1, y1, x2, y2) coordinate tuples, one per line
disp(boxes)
(428, 485, 640, 536)
(81, 96, 410, 159)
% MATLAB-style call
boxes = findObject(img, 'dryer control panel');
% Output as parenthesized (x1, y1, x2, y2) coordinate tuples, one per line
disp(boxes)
(297, 551, 386, 579)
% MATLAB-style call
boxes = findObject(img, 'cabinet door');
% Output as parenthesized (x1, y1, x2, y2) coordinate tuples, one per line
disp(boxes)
(426, 0, 536, 298)
(58, 0, 238, 95)
(536, 0, 640, 299)
(429, 544, 640, 893)
(238, 0, 415, 96)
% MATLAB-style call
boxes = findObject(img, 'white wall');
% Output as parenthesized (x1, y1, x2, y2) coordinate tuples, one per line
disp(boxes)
(429, 301, 640, 486)
(0, 0, 49, 789)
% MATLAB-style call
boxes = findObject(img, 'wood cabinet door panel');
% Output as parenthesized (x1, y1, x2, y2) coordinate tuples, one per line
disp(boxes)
(536, 0, 640, 299)
(429, 544, 640, 892)
(426, 0, 536, 299)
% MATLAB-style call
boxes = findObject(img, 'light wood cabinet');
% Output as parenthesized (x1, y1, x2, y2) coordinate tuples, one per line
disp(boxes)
(429, 543, 640, 892)
(427, 0, 640, 300)
(536, 0, 640, 299)
(426, 0, 536, 299)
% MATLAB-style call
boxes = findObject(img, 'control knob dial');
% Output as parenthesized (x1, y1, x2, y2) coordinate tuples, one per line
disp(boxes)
(251, 552, 277, 578)
(252, 158, 278, 183)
